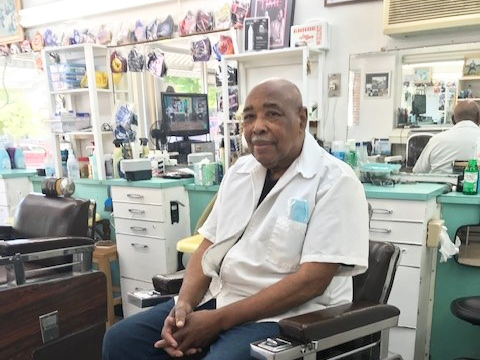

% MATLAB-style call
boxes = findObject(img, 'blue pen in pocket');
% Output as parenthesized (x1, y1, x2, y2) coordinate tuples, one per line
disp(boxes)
(287, 198, 309, 223)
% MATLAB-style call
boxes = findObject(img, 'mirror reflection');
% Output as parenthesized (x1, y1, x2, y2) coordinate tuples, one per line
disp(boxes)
(455, 225, 480, 267)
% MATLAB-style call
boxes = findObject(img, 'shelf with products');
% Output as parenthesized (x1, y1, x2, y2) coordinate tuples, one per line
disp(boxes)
(457, 77, 480, 103)
(42, 44, 114, 180)
(219, 46, 326, 170)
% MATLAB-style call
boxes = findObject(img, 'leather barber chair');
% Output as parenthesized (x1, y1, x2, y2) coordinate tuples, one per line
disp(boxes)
(450, 296, 480, 360)
(0, 184, 107, 360)
(142, 241, 401, 360)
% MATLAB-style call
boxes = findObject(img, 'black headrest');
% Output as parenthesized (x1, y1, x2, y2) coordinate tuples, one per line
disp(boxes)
(353, 241, 400, 304)
(13, 194, 90, 238)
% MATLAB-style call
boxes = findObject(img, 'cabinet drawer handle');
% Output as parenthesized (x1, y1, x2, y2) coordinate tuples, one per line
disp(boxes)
(372, 208, 393, 215)
(128, 209, 145, 215)
(127, 194, 144, 199)
(369, 228, 392, 234)
(131, 243, 149, 249)
(130, 226, 147, 232)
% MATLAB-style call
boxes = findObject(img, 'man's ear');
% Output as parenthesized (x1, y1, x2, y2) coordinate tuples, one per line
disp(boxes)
(299, 106, 308, 130)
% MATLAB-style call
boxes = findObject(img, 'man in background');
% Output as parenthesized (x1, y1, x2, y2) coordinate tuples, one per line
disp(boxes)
(413, 100, 480, 173)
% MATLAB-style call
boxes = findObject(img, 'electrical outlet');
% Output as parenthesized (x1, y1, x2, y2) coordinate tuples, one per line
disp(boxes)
(328, 73, 341, 97)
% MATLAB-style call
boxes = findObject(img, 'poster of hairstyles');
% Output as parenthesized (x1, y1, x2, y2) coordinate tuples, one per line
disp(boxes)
(249, 0, 295, 49)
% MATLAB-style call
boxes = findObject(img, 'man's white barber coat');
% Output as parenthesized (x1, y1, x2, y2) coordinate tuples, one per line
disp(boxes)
(413, 120, 480, 174)
(198, 133, 369, 322)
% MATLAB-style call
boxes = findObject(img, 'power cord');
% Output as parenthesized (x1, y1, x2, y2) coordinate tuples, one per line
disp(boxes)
(0, 57, 10, 110)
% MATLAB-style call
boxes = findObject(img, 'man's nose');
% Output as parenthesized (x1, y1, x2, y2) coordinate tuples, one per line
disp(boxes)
(252, 116, 267, 133)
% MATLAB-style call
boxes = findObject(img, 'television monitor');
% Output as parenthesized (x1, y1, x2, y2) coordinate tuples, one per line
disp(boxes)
(412, 94, 426, 116)
(161, 92, 209, 139)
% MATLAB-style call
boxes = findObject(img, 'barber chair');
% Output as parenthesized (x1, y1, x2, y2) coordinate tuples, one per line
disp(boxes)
(250, 241, 401, 360)
(0, 189, 107, 360)
(450, 296, 480, 360)
(139, 241, 401, 360)
(405, 132, 434, 168)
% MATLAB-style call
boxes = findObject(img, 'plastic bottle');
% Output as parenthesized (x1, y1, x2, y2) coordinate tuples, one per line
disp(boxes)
(104, 154, 113, 179)
(139, 138, 149, 158)
(331, 141, 346, 161)
(0, 146, 11, 170)
(67, 151, 80, 179)
(44, 154, 55, 177)
(247, 24, 254, 51)
(463, 159, 479, 195)
(14, 147, 26, 169)
(112, 140, 123, 179)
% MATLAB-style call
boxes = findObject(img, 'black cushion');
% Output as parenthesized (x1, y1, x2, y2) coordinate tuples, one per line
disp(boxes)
(451, 296, 480, 326)
(279, 302, 400, 343)
(13, 194, 90, 239)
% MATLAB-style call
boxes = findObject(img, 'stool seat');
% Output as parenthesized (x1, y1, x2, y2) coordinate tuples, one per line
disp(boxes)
(451, 296, 480, 326)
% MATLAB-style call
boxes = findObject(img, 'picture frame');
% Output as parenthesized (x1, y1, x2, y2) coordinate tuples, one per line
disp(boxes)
(0, 0, 23, 45)
(463, 56, 480, 77)
(365, 72, 390, 98)
(244, 17, 270, 52)
(414, 67, 432, 84)
(325, 0, 380, 7)
(249, 0, 295, 49)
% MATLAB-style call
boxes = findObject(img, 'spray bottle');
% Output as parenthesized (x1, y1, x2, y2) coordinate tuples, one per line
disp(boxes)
(113, 139, 123, 179)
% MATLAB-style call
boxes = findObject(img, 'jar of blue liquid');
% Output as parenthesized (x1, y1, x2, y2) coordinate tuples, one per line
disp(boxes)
(331, 140, 346, 161)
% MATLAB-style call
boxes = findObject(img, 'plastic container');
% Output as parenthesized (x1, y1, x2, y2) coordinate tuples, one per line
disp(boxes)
(463, 159, 479, 195)
(104, 154, 113, 179)
(14, 147, 26, 169)
(78, 157, 89, 178)
(67, 152, 80, 179)
(331, 141, 346, 161)
(0, 147, 11, 170)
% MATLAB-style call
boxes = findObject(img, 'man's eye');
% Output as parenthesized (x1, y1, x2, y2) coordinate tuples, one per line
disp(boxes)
(243, 114, 254, 121)
(265, 111, 281, 118)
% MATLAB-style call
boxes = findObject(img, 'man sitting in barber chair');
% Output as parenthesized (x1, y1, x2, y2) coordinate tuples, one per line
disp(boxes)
(103, 78, 370, 360)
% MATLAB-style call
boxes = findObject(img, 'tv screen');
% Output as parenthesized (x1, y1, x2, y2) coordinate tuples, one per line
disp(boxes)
(161, 92, 209, 138)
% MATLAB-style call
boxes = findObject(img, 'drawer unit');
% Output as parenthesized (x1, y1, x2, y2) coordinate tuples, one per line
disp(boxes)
(389, 327, 416, 360)
(395, 243, 422, 268)
(117, 234, 174, 281)
(366, 194, 441, 360)
(111, 186, 164, 205)
(0, 178, 32, 217)
(113, 202, 166, 222)
(120, 277, 155, 318)
(369, 199, 427, 222)
(112, 183, 190, 318)
(369, 220, 425, 245)
(388, 266, 420, 328)
(115, 218, 166, 239)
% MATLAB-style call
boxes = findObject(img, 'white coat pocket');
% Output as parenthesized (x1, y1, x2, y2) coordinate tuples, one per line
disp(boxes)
(266, 216, 307, 272)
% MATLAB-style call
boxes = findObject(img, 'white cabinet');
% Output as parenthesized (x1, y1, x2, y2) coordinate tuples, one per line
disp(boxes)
(41, 44, 114, 180)
(367, 197, 440, 360)
(0, 177, 32, 225)
(220, 47, 325, 170)
(111, 184, 190, 317)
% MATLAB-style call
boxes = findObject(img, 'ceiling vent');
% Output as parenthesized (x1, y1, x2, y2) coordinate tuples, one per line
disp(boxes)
(384, 0, 480, 35)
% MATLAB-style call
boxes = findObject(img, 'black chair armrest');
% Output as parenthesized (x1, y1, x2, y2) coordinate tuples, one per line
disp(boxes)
(0, 237, 94, 256)
(152, 270, 185, 295)
(279, 301, 400, 343)
(0, 226, 13, 239)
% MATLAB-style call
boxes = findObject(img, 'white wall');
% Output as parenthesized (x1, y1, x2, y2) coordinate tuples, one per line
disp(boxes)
(20, 0, 480, 142)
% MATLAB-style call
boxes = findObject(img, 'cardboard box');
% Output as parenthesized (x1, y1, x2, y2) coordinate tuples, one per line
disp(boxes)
(290, 22, 329, 49)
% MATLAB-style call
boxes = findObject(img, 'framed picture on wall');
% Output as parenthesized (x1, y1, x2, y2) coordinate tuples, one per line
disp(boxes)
(325, 0, 380, 7)
(249, 0, 295, 49)
(365, 72, 390, 98)
(0, 0, 23, 45)
(414, 67, 432, 84)
(463, 57, 480, 77)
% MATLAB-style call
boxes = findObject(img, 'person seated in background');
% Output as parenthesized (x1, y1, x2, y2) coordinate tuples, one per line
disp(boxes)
(102, 78, 369, 360)
(413, 100, 480, 174)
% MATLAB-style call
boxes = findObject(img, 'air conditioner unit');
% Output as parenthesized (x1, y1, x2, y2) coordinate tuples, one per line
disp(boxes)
(384, 0, 480, 35)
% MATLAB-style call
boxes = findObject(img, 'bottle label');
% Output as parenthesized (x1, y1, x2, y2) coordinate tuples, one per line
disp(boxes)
(464, 171, 478, 193)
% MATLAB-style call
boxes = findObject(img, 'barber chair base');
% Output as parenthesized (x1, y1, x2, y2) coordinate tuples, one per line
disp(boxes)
(0, 271, 107, 360)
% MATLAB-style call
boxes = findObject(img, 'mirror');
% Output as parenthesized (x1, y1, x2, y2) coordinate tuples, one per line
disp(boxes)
(455, 224, 480, 267)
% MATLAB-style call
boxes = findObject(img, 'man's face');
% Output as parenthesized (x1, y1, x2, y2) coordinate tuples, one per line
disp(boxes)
(242, 83, 306, 173)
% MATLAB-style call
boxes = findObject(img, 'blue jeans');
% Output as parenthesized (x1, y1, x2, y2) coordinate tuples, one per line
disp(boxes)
(103, 299, 280, 360)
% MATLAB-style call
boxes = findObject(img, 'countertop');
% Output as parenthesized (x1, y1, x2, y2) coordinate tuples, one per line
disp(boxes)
(0, 169, 36, 179)
(438, 191, 480, 205)
(363, 183, 450, 201)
